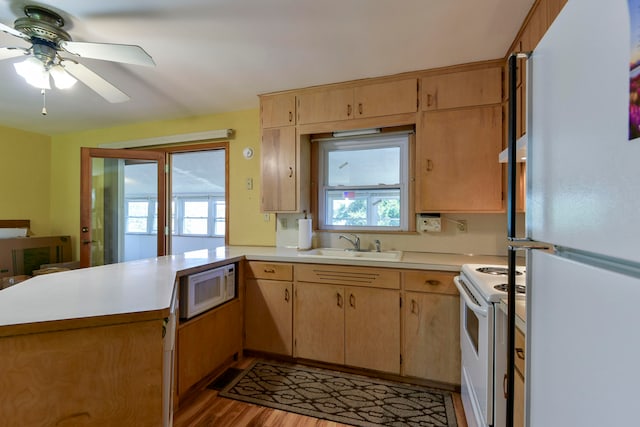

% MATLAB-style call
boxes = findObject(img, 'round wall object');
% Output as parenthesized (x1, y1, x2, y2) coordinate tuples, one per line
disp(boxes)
(243, 147, 254, 159)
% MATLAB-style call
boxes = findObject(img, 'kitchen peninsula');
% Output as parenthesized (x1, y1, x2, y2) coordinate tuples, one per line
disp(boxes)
(0, 246, 507, 426)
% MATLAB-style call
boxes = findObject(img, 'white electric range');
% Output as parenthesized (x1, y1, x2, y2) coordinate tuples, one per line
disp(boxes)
(454, 264, 526, 427)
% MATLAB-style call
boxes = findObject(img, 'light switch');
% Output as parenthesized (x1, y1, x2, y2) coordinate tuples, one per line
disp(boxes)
(246, 178, 253, 190)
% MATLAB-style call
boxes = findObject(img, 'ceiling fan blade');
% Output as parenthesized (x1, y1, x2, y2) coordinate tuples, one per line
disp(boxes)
(0, 22, 29, 40)
(60, 60, 130, 103)
(0, 47, 28, 60)
(59, 41, 155, 67)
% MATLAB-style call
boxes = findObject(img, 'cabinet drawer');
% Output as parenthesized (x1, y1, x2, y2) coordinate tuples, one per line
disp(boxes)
(295, 264, 400, 289)
(515, 327, 526, 378)
(402, 270, 457, 295)
(245, 261, 293, 281)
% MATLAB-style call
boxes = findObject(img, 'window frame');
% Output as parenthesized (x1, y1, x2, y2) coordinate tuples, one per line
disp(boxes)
(316, 132, 410, 232)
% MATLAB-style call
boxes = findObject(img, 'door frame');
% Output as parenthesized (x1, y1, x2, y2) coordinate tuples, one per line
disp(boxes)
(80, 147, 167, 268)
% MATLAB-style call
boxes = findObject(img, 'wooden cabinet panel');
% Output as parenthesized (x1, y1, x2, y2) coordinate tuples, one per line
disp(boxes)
(520, 3, 548, 52)
(514, 369, 525, 427)
(421, 67, 502, 111)
(177, 300, 242, 396)
(261, 126, 297, 212)
(417, 105, 503, 212)
(295, 263, 400, 289)
(245, 261, 293, 281)
(261, 93, 296, 128)
(245, 279, 293, 355)
(514, 327, 526, 379)
(403, 291, 460, 384)
(345, 287, 400, 374)
(293, 282, 345, 364)
(354, 79, 417, 118)
(297, 87, 354, 124)
(403, 270, 457, 295)
(546, 0, 567, 28)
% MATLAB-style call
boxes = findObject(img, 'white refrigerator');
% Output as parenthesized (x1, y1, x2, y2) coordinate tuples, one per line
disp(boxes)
(515, 0, 640, 426)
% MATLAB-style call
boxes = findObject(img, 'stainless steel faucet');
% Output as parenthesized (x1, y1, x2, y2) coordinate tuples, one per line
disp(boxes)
(339, 234, 360, 251)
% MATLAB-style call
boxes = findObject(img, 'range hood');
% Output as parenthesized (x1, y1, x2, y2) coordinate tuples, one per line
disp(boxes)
(498, 134, 527, 163)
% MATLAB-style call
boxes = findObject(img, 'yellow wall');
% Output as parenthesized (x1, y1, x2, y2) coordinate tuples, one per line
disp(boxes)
(0, 125, 52, 236)
(49, 108, 275, 259)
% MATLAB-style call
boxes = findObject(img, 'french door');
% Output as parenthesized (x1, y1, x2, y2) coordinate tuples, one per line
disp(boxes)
(80, 148, 167, 268)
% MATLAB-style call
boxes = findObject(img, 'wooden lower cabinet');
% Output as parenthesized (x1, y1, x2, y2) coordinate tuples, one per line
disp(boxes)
(293, 281, 400, 374)
(177, 299, 242, 396)
(403, 291, 460, 384)
(245, 278, 293, 355)
(514, 370, 525, 427)
(345, 286, 400, 374)
(293, 282, 344, 365)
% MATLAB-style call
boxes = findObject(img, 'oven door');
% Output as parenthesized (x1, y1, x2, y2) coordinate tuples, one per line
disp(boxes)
(454, 276, 494, 427)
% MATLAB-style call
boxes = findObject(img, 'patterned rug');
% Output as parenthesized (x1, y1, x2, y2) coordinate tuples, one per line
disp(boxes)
(219, 360, 458, 427)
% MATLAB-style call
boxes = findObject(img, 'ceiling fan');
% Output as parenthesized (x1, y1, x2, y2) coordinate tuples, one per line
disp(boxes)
(0, 5, 155, 104)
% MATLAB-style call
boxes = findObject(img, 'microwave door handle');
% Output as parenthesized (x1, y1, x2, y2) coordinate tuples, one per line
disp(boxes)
(453, 277, 488, 318)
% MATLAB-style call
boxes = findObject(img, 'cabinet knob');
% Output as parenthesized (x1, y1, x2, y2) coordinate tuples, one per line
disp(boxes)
(349, 293, 356, 308)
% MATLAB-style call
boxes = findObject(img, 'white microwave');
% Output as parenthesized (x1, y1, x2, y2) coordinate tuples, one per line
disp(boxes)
(179, 264, 235, 319)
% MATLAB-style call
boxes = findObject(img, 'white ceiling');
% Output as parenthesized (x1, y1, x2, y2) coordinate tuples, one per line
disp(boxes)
(0, 0, 533, 136)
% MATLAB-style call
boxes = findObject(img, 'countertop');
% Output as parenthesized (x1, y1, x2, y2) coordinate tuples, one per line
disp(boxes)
(0, 245, 507, 336)
(499, 298, 527, 334)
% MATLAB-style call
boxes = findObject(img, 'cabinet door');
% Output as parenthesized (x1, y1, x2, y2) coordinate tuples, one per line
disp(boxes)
(417, 105, 503, 212)
(261, 126, 297, 212)
(421, 67, 502, 111)
(261, 94, 296, 128)
(245, 279, 293, 355)
(293, 282, 344, 365)
(353, 79, 417, 118)
(403, 291, 460, 384)
(297, 87, 354, 124)
(345, 287, 400, 374)
(177, 300, 242, 396)
(514, 370, 525, 427)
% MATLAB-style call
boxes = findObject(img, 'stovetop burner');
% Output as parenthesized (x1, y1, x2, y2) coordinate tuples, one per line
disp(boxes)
(494, 283, 526, 293)
(476, 267, 523, 276)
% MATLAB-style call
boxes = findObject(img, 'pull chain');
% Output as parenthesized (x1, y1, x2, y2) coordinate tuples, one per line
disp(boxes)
(41, 89, 47, 116)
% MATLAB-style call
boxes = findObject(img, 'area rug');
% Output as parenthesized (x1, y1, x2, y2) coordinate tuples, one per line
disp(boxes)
(219, 360, 457, 427)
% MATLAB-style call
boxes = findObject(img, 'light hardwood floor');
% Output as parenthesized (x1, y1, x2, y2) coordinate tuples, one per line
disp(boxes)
(174, 357, 468, 427)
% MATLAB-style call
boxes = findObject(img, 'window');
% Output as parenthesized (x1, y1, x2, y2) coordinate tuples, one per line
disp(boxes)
(317, 132, 410, 231)
(126, 199, 153, 233)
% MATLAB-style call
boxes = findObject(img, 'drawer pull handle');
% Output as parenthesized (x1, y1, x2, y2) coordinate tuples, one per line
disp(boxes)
(411, 299, 418, 314)
(503, 374, 508, 398)
(516, 347, 525, 360)
(288, 111, 293, 123)
(427, 93, 433, 107)
(288, 167, 293, 178)
(349, 293, 356, 308)
(337, 293, 343, 308)
(426, 159, 434, 172)
(263, 268, 276, 273)
(358, 102, 363, 115)
(347, 104, 352, 117)
(284, 289, 290, 302)
(425, 279, 441, 286)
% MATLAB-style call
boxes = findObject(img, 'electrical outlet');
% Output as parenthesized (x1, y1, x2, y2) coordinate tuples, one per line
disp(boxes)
(456, 220, 467, 232)
(279, 218, 288, 229)
(419, 217, 441, 232)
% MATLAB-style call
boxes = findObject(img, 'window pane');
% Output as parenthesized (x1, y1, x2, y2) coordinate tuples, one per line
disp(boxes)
(326, 189, 400, 227)
(128, 201, 149, 216)
(327, 147, 400, 186)
(183, 218, 208, 235)
(214, 221, 225, 236)
(215, 201, 226, 218)
(127, 218, 148, 233)
(184, 201, 208, 217)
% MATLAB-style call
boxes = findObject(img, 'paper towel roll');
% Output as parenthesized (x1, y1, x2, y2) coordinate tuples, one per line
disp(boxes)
(298, 218, 312, 250)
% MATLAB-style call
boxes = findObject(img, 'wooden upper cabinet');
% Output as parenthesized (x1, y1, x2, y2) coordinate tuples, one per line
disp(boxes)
(546, 0, 567, 27)
(261, 93, 296, 128)
(520, 1, 548, 52)
(261, 126, 297, 212)
(417, 105, 503, 212)
(297, 87, 354, 124)
(421, 67, 502, 111)
(297, 78, 417, 125)
(353, 79, 417, 118)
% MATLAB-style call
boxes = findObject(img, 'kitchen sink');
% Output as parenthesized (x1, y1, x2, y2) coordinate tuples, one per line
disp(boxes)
(297, 248, 403, 262)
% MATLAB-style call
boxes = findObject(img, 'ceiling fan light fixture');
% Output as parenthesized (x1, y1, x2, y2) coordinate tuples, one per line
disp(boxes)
(13, 56, 50, 89)
(50, 64, 76, 89)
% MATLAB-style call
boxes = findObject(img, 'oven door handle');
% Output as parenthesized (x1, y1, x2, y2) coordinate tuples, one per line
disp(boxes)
(453, 276, 488, 318)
